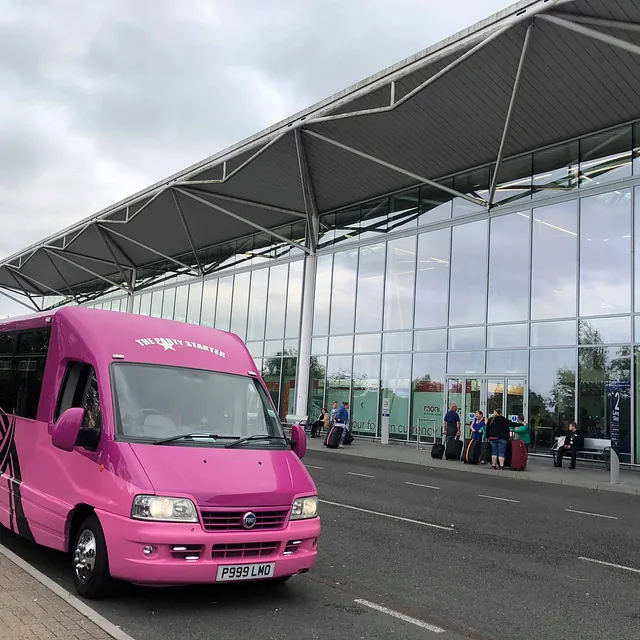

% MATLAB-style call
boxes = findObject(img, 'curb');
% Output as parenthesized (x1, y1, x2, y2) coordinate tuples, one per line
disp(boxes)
(0, 543, 136, 640)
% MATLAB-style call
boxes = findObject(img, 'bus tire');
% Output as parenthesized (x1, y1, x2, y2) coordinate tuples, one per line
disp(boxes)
(72, 514, 112, 599)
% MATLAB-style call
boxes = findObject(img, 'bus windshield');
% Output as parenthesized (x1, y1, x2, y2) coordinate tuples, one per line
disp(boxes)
(111, 363, 285, 446)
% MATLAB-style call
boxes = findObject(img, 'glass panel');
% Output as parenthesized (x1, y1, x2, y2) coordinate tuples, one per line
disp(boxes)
(230, 273, 250, 338)
(452, 167, 490, 217)
(200, 280, 217, 328)
(246, 342, 263, 359)
(352, 354, 380, 437)
(488, 212, 530, 323)
(173, 285, 189, 323)
(449, 220, 488, 326)
(330, 249, 358, 335)
(312, 337, 328, 355)
(634, 187, 640, 312)
(580, 190, 631, 316)
(284, 339, 297, 355)
(261, 355, 282, 417)
(532, 140, 578, 198)
(384, 236, 416, 331)
(531, 200, 577, 320)
(463, 378, 482, 439)
(214, 276, 233, 331)
(150, 291, 163, 318)
(531, 320, 576, 347)
(449, 326, 485, 351)
(579, 125, 632, 187)
(187, 282, 203, 325)
(133, 296, 142, 315)
(359, 198, 390, 240)
(264, 341, 284, 358)
(329, 335, 353, 354)
(487, 323, 527, 349)
(634, 347, 640, 462)
(280, 356, 297, 421)
(383, 332, 412, 352)
(247, 269, 268, 341)
(381, 354, 412, 441)
(139, 293, 152, 317)
(506, 379, 525, 423)
(578, 346, 631, 462)
(354, 333, 381, 353)
(326, 356, 352, 419)
(487, 378, 504, 417)
(447, 351, 484, 374)
(161, 287, 175, 320)
(308, 356, 327, 421)
(265, 264, 288, 340)
(411, 352, 446, 444)
(355, 243, 385, 333)
(636, 316, 640, 343)
(492, 155, 532, 207)
(634, 122, 640, 175)
(486, 350, 528, 374)
(285, 261, 303, 339)
(579, 317, 631, 345)
(446, 379, 463, 418)
(415, 228, 450, 329)
(313, 254, 333, 336)
(417, 184, 452, 226)
(388, 188, 419, 232)
(414, 329, 447, 352)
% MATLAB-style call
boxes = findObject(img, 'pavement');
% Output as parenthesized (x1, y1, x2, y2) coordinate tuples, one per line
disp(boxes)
(2, 440, 640, 639)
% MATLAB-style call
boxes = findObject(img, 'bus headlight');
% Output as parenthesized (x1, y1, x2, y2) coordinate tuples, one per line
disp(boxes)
(131, 495, 198, 522)
(290, 496, 318, 520)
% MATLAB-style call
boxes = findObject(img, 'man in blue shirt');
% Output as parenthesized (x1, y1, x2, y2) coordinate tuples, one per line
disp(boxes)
(443, 404, 461, 441)
(335, 401, 350, 447)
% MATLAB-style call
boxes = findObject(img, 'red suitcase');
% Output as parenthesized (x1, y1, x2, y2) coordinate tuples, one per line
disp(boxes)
(509, 439, 528, 471)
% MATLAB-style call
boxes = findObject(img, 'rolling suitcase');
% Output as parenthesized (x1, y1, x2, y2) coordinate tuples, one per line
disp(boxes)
(445, 437, 463, 461)
(343, 430, 354, 445)
(324, 426, 343, 449)
(504, 439, 513, 468)
(509, 438, 528, 471)
(464, 439, 481, 465)
(431, 440, 445, 459)
(480, 441, 492, 464)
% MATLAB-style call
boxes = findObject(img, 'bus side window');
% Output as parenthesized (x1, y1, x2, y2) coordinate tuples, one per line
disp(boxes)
(56, 362, 102, 451)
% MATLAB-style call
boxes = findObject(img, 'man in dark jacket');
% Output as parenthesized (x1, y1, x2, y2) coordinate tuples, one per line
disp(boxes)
(486, 409, 511, 470)
(555, 422, 584, 469)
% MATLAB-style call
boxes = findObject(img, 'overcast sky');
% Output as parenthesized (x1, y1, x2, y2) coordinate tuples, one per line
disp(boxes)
(0, 0, 510, 314)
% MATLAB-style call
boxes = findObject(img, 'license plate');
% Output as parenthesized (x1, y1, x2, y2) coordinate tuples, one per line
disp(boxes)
(216, 562, 276, 582)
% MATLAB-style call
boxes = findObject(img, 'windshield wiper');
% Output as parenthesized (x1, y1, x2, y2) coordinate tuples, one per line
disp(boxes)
(152, 433, 237, 446)
(224, 434, 289, 449)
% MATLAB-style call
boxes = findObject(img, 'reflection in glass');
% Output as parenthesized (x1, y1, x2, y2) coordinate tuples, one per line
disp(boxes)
(174, 285, 189, 323)
(264, 340, 284, 357)
(452, 167, 489, 217)
(493, 155, 532, 206)
(330, 249, 358, 335)
(449, 326, 485, 351)
(449, 220, 488, 326)
(200, 280, 217, 328)
(247, 269, 268, 341)
(280, 356, 297, 421)
(150, 291, 163, 318)
(486, 379, 504, 417)
(580, 190, 631, 316)
(265, 264, 288, 339)
(411, 352, 445, 443)
(358, 198, 389, 241)
(486, 350, 528, 374)
(230, 273, 250, 338)
(161, 287, 175, 320)
(381, 354, 412, 441)
(261, 354, 282, 418)
(355, 244, 385, 333)
(447, 351, 484, 374)
(578, 346, 631, 462)
(634, 187, 640, 313)
(487, 323, 527, 349)
(383, 332, 412, 352)
(488, 212, 530, 323)
(532, 140, 578, 197)
(214, 276, 233, 331)
(308, 356, 327, 421)
(417, 184, 452, 226)
(329, 335, 353, 354)
(326, 356, 352, 413)
(187, 282, 203, 326)
(384, 236, 416, 331)
(531, 201, 577, 320)
(246, 342, 263, 359)
(285, 261, 303, 339)
(415, 228, 450, 329)
(354, 333, 381, 353)
(634, 348, 640, 462)
(414, 329, 447, 352)
(579, 317, 631, 345)
(284, 339, 297, 355)
(352, 354, 380, 436)
(313, 255, 333, 335)
(531, 320, 576, 347)
(388, 189, 419, 233)
(529, 349, 576, 453)
(312, 337, 328, 355)
(133, 295, 142, 315)
(579, 126, 632, 187)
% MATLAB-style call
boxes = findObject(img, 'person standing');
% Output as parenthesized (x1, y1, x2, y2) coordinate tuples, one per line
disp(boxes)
(555, 422, 584, 469)
(330, 401, 338, 428)
(335, 401, 350, 448)
(470, 410, 486, 441)
(512, 414, 530, 453)
(486, 408, 511, 470)
(443, 404, 461, 442)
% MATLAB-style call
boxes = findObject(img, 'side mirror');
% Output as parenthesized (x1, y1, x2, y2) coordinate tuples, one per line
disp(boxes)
(290, 423, 307, 459)
(51, 408, 85, 452)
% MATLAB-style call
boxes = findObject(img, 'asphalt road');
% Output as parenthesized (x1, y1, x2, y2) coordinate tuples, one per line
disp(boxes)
(3, 450, 640, 640)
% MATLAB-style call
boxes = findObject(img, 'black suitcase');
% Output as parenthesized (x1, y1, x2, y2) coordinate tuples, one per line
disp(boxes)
(431, 441, 445, 459)
(504, 439, 513, 468)
(343, 430, 354, 445)
(464, 439, 481, 465)
(324, 426, 343, 449)
(480, 441, 492, 464)
(445, 438, 463, 460)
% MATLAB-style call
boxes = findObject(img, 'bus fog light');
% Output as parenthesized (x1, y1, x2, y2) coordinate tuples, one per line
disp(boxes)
(143, 545, 155, 556)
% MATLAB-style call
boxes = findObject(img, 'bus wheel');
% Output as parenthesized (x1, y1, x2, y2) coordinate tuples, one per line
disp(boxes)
(72, 514, 112, 599)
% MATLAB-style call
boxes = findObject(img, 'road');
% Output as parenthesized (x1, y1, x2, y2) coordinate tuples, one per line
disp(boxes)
(3, 450, 640, 639)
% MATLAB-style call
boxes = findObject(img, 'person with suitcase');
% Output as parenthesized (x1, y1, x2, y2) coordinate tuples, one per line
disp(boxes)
(464, 411, 486, 465)
(486, 408, 511, 470)
(335, 401, 350, 448)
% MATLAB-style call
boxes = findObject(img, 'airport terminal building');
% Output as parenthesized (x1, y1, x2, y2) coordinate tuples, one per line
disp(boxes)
(2, 0, 640, 461)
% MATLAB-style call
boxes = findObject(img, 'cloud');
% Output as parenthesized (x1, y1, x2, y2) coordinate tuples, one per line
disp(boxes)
(0, 0, 510, 314)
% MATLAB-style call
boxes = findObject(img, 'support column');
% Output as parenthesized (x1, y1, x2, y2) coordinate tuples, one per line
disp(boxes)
(126, 269, 136, 314)
(294, 251, 317, 420)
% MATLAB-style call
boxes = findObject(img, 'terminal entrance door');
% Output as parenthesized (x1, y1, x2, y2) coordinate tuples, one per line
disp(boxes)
(445, 377, 527, 438)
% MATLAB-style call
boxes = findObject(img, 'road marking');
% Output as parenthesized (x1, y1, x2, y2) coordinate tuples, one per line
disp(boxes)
(306, 465, 324, 470)
(405, 481, 440, 490)
(348, 472, 375, 478)
(355, 599, 445, 634)
(579, 557, 640, 574)
(478, 494, 520, 503)
(566, 509, 617, 520)
(319, 499, 453, 532)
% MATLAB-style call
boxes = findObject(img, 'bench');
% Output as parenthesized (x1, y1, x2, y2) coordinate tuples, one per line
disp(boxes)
(551, 436, 611, 467)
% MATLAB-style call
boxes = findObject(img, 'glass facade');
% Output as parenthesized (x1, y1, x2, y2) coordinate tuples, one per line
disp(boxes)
(84, 122, 640, 463)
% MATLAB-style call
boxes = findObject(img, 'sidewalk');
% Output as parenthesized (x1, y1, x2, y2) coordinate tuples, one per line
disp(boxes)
(0, 544, 132, 640)
(306, 436, 640, 496)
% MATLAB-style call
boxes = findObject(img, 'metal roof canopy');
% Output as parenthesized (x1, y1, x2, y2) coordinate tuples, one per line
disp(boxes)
(3, 0, 640, 311)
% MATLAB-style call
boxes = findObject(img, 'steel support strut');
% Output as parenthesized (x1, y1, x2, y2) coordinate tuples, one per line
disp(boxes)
(172, 190, 204, 276)
(548, 11, 640, 35)
(0, 287, 40, 312)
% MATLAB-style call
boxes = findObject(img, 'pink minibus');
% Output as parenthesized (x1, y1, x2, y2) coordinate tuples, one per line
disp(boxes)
(0, 307, 319, 598)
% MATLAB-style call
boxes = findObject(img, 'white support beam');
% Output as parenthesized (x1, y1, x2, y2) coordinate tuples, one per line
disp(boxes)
(6, 266, 68, 299)
(304, 130, 487, 206)
(174, 188, 311, 254)
(93, 227, 133, 287)
(488, 22, 534, 207)
(0, 287, 40, 313)
(294, 129, 320, 254)
(44, 252, 81, 304)
(172, 190, 204, 276)
(549, 12, 640, 34)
